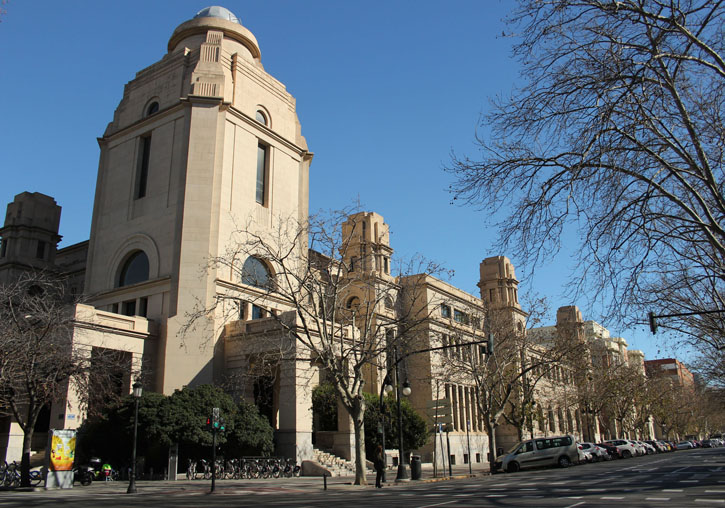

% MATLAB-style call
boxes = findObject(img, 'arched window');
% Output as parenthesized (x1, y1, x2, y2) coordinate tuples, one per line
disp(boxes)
(242, 256, 271, 288)
(384, 296, 394, 309)
(117, 251, 149, 287)
(346, 296, 360, 310)
(255, 109, 268, 126)
(146, 102, 159, 116)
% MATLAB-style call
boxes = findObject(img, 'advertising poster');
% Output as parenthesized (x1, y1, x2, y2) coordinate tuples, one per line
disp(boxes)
(45, 429, 76, 489)
(49, 429, 76, 471)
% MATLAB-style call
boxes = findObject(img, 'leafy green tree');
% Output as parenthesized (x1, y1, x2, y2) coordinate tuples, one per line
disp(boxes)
(362, 392, 428, 458)
(79, 384, 275, 470)
(166, 384, 236, 459)
(77, 391, 171, 468)
(312, 383, 338, 432)
(225, 399, 274, 456)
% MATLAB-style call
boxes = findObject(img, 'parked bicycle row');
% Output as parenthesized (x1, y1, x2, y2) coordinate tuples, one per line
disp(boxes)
(0, 461, 43, 488)
(186, 457, 300, 480)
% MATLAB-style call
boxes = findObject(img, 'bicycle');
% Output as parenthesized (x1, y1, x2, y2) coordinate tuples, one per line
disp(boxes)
(186, 459, 197, 480)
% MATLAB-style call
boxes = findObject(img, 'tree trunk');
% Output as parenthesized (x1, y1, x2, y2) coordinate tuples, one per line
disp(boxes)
(21, 427, 33, 488)
(351, 398, 367, 485)
(485, 419, 498, 473)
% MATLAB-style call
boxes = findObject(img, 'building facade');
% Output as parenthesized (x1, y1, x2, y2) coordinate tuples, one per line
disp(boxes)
(0, 6, 528, 470)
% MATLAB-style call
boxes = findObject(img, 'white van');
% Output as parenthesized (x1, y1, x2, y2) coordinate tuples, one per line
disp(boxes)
(494, 435, 578, 473)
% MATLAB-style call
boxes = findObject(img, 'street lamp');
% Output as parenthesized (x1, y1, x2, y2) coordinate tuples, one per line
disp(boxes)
(379, 375, 394, 482)
(394, 345, 412, 481)
(127, 380, 142, 494)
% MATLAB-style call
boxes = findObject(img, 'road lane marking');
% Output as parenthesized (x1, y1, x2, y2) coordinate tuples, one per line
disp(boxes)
(485, 494, 506, 497)
(564, 502, 585, 508)
(601, 496, 625, 500)
(663, 489, 684, 492)
(705, 490, 725, 493)
(585, 488, 606, 491)
(416, 501, 457, 508)
(695, 500, 725, 504)
(646, 498, 671, 501)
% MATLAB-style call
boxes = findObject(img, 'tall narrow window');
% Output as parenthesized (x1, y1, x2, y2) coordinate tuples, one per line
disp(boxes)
(36, 240, 46, 260)
(256, 143, 268, 205)
(136, 135, 152, 199)
(1, 238, 8, 257)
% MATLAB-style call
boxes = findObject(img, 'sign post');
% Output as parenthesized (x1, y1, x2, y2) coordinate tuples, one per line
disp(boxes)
(425, 398, 452, 477)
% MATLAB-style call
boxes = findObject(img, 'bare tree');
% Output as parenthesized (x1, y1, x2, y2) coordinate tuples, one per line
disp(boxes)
(184, 208, 443, 485)
(0, 272, 120, 487)
(448, 0, 725, 351)
(439, 306, 585, 471)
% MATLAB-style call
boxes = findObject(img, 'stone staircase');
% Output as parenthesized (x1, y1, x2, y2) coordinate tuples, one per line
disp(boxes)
(312, 448, 371, 477)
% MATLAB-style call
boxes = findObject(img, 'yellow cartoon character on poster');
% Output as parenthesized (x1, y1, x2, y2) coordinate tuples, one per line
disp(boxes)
(49, 432, 76, 471)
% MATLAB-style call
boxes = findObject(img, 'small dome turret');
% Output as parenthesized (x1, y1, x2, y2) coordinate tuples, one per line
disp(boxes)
(194, 6, 241, 24)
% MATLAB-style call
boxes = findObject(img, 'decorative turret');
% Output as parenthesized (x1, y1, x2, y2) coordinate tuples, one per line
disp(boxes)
(555, 305, 585, 343)
(340, 212, 394, 281)
(0, 192, 62, 282)
(478, 256, 521, 310)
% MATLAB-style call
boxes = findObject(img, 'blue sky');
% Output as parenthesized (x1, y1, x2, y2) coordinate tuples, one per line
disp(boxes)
(0, 1, 683, 362)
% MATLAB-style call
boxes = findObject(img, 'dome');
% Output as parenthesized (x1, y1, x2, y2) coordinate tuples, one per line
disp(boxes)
(194, 6, 241, 24)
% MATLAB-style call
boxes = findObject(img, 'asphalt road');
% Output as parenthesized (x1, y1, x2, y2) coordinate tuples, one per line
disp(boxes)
(1, 447, 723, 507)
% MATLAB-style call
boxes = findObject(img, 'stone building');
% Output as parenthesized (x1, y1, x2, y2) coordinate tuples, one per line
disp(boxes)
(0, 6, 530, 471)
(528, 305, 653, 442)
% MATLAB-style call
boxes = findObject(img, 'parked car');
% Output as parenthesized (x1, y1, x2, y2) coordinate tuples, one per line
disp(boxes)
(702, 439, 715, 448)
(636, 440, 657, 455)
(676, 441, 694, 449)
(578, 442, 610, 461)
(495, 435, 579, 473)
(577, 444, 593, 463)
(604, 439, 640, 458)
(597, 442, 622, 459)
(645, 440, 665, 453)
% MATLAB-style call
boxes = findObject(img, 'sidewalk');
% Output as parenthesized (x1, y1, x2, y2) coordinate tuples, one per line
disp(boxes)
(2, 463, 490, 498)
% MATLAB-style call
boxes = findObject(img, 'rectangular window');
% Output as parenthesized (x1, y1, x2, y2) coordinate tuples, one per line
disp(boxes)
(36, 240, 46, 260)
(122, 300, 136, 316)
(256, 143, 268, 205)
(441, 304, 451, 318)
(383, 257, 389, 274)
(138, 297, 148, 317)
(1, 238, 7, 257)
(252, 304, 265, 320)
(136, 135, 152, 199)
(454, 309, 469, 325)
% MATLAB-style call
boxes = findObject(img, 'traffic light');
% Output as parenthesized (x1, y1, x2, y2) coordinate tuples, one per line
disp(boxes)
(212, 407, 220, 430)
(648, 311, 658, 334)
(205, 417, 212, 430)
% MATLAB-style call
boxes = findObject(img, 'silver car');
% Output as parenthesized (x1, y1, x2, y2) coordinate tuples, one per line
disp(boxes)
(496, 435, 578, 473)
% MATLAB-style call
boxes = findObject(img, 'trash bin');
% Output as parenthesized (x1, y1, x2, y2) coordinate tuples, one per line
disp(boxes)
(410, 455, 422, 480)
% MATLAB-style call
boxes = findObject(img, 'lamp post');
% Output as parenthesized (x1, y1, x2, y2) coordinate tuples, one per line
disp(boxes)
(393, 345, 412, 481)
(127, 381, 142, 494)
(379, 374, 393, 482)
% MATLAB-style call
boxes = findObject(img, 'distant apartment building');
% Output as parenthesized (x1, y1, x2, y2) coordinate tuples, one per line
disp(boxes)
(644, 358, 695, 390)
